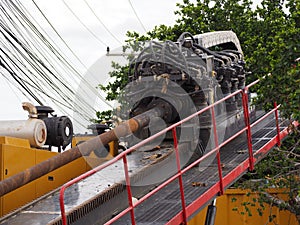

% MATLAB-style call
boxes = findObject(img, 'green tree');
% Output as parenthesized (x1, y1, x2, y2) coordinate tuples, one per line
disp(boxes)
(97, 1, 300, 221)
(100, 0, 300, 117)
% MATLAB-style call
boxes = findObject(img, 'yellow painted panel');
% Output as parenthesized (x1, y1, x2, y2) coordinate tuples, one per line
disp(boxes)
(85, 156, 110, 170)
(35, 152, 87, 197)
(0, 137, 90, 216)
(188, 189, 298, 225)
(72, 135, 118, 157)
(1, 143, 35, 179)
(0, 136, 30, 148)
(2, 183, 36, 216)
(0, 143, 36, 216)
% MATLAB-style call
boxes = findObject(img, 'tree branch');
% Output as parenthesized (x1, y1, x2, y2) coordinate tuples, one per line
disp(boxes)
(261, 192, 297, 215)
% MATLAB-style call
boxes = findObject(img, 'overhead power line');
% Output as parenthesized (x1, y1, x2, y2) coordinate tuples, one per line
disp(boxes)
(30, 0, 112, 109)
(128, 0, 147, 33)
(83, 0, 122, 45)
(61, 0, 108, 48)
(0, 0, 114, 130)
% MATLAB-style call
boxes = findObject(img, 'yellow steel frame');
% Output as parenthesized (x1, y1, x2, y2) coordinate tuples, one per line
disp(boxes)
(0, 136, 111, 216)
(188, 189, 298, 225)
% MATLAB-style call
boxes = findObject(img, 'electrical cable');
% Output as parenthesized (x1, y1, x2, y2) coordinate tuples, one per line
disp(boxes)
(0, 0, 114, 130)
(2, 3, 91, 106)
(128, 0, 147, 32)
(83, 0, 122, 45)
(0, 23, 91, 126)
(1, 54, 89, 128)
(30, 0, 113, 108)
(61, 0, 108, 47)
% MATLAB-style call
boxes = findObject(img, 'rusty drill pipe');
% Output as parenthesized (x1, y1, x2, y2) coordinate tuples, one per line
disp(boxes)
(0, 107, 164, 197)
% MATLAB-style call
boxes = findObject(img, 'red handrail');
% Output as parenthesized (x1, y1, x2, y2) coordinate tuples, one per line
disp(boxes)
(59, 79, 282, 225)
(274, 101, 281, 146)
(123, 154, 136, 225)
(172, 127, 187, 224)
(242, 87, 254, 171)
(210, 105, 224, 195)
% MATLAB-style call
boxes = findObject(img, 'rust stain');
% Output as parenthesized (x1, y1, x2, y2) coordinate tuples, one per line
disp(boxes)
(192, 182, 207, 187)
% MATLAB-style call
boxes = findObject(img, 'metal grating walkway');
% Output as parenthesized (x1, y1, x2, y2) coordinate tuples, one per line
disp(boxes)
(113, 116, 289, 225)
(0, 111, 292, 225)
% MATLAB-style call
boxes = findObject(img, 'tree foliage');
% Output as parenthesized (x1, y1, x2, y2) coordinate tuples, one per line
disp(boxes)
(98, 61, 129, 101)
(97, 0, 300, 221)
(101, 0, 300, 115)
(235, 130, 300, 222)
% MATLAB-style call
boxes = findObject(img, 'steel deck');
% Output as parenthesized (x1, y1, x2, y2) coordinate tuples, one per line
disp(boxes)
(0, 109, 290, 225)
(113, 115, 288, 225)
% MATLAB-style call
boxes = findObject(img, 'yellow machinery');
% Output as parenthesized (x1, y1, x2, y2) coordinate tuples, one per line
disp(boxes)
(189, 189, 298, 225)
(0, 102, 118, 216)
(0, 135, 117, 216)
(2, 132, 298, 224)
(1, 135, 298, 225)
(0, 103, 298, 224)
(0, 114, 298, 224)
(71, 134, 118, 159)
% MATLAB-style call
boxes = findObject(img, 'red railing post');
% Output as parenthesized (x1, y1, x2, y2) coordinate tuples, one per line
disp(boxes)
(122, 155, 136, 225)
(210, 106, 224, 195)
(59, 186, 67, 225)
(274, 101, 281, 147)
(172, 127, 187, 224)
(242, 87, 254, 171)
(57, 79, 266, 224)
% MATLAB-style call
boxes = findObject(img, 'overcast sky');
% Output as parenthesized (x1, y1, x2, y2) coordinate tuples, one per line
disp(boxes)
(0, 0, 261, 126)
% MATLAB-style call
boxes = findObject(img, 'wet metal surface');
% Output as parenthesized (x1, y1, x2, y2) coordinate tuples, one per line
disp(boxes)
(0, 143, 176, 225)
(0, 108, 163, 197)
(114, 113, 288, 225)
(0, 111, 287, 225)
